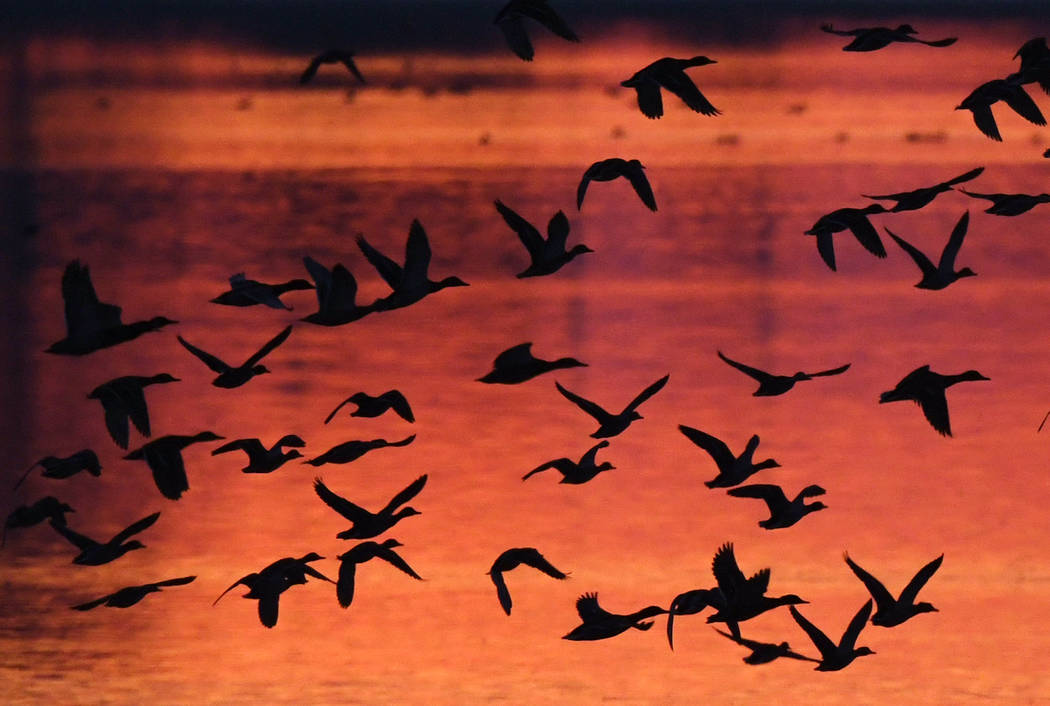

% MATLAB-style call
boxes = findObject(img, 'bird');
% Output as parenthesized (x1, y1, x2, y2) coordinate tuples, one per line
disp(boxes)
(210, 273, 314, 310)
(313, 474, 427, 540)
(957, 189, 1050, 216)
(324, 390, 415, 424)
(820, 24, 956, 51)
(712, 628, 820, 665)
(478, 342, 586, 384)
(886, 211, 975, 290)
(210, 435, 306, 473)
(522, 440, 614, 484)
(621, 56, 720, 119)
(303, 435, 415, 466)
(124, 432, 225, 500)
(356, 220, 469, 311)
(804, 204, 887, 271)
(50, 511, 161, 566)
(789, 600, 876, 671)
(879, 365, 989, 436)
(555, 374, 669, 438)
(214, 553, 333, 628)
(494, 0, 579, 62)
(562, 592, 668, 641)
(956, 79, 1046, 142)
(666, 587, 721, 650)
(45, 260, 177, 355)
(843, 553, 943, 627)
(862, 166, 984, 212)
(488, 547, 569, 615)
(87, 373, 180, 449)
(727, 483, 828, 530)
(1009, 37, 1050, 96)
(13, 450, 101, 489)
(3, 496, 75, 547)
(300, 256, 375, 326)
(335, 539, 424, 609)
(717, 351, 850, 396)
(577, 158, 657, 211)
(299, 50, 366, 85)
(705, 542, 808, 639)
(493, 200, 592, 278)
(177, 325, 292, 388)
(71, 576, 196, 611)
(678, 424, 780, 488)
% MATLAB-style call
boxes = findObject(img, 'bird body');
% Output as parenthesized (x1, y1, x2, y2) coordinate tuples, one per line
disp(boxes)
(1010, 37, 1050, 95)
(88, 373, 179, 449)
(844, 553, 942, 627)
(494, 200, 591, 277)
(621, 56, 719, 119)
(717, 351, 850, 396)
(522, 440, 614, 484)
(478, 342, 586, 384)
(124, 432, 224, 500)
(789, 601, 876, 671)
(727, 483, 828, 529)
(50, 511, 160, 565)
(879, 365, 989, 436)
(335, 539, 424, 609)
(72, 576, 196, 610)
(177, 325, 292, 388)
(678, 424, 779, 488)
(804, 204, 886, 271)
(555, 374, 669, 438)
(562, 592, 667, 641)
(886, 211, 975, 290)
(577, 158, 657, 211)
(713, 628, 819, 665)
(211, 435, 305, 473)
(324, 390, 414, 424)
(488, 547, 568, 615)
(314, 474, 427, 539)
(304, 435, 415, 466)
(495, 0, 579, 61)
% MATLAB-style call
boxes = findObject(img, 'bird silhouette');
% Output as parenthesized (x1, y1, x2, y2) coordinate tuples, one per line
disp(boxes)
(562, 592, 668, 641)
(958, 189, 1050, 216)
(843, 552, 943, 627)
(299, 50, 366, 84)
(717, 351, 850, 396)
(886, 211, 975, 290)
(879, 365, 989, 436)
(3, 496, 75, 547)
(214, 553, 333, 628)
(522, 440, 614, 484)
(72, 576, 196, 611)
(712, 628, 820, 665)
(488, 547, 568, 615)
(804, 204, 887, 271)
(727, 483, 828, 529)
(335, 539, 424, 609)
(313, 474, 427, 539)
(789, 600, 876, 671)
(303, 435, 415, 466)
(820, 24, 956, 51)
(678, 424, 780, 488)
(177, 325, 292, 388)
(13, 450, 101, 489)
(555, 374, 669, 438)
(705, 542, 808, 639)
(50, 511, 160, 565)
(210, 273, 314, 310)
(577, 158, 657, 211)
(666, 587, 721, 650)
(956, 79, 1046, 141)
(478, 342, 586, 384)
(88, 373, 179, 449)
(211, 435, 306, 473)
(862, 166, 984, 212)
(494, 0, 579, 62)
(324, 390, 415, 424)
(621, 56, 720, 119)
(494, 200, 592, 277)
(300, 256, 375, 326)
(124, 432, 225, 500)
(1010, 37, 1050, 95)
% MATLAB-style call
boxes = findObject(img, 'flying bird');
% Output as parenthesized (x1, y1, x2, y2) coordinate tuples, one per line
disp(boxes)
(555, 374, 669, 438)
(488, 547, 568, 615)
(562, 592, 667, 641)
(577, 158, 657, 211)
(494, 200, 592, 278)
(621, 56, 720, 119)
(494, 0, 579, 62)
(712, 628, 820, 665)
(124, 432, 225, 500)
(313, 474, 427, 540)
(50, 511, 161, 565)
(804, 204, 887, 271)
(300, 256, 374, 326)
(72, 576, 196, 611)
(3, 496, 75, 547)
(862, 166, 984, 212)
(705, 542, 808, 639)
(210, 435, 306, 473)
(88, 373, 179, 449)
(177, 325, 292, 388)
(843, 552, 943, 627)
(957, 189, 1050, 216)
(727, 484, 828, 529)
(210, 273, 314, 310)
(522, 440, 614, 484)
(335, 539, 424, 609)
(1009, 37, 1050, 96)
(789, 600, 876, 671)
(299, 50, 366, 84)
(678, 424, 780, 488)
(13, 450, 101, 489)
(214, 553, 333, 628)
(879, 365, 989, 436)
(956, 79, 1046, 141)
(820, 24, 956, 51)
(666, 587, 721, 650)
(324, 390, 414, 424)
(477, 342, 586, 384)
(303, 435, 415, 466)
(717, 351, 850, 396)
(886, 211, 975, 290)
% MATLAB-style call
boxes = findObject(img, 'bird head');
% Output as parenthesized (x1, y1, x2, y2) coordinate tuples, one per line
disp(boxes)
(896, 24, 917, 34)
(381, 539, 404, 549)
(251, 365, 271, 376)
(854, 646, 876, 657)
(774, 594, 808, 607)
(122, 540, 146, 552)
(153, 373, 180, 383)
(687, 56, 717, 66)
(956, 267, 977, 278)
(397, 506, 422, 519)
(914, 601, 938, 615)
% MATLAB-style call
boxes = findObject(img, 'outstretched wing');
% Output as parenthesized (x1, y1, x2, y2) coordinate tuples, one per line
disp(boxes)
(493, 342, 535, 369)
(625, 164, 658, 211)
(379, 474, 428, 515)
(518, 548, 568, 579)
(494, 200, 544, 257)
(678, 424, 735, 469)
(380, 390, 415, 423)
(242, 325, 292, 368)
(843, 553, 895, 612)
(898, 554, 944, 605)
(377, 546, 424, 580)
(808, 363, 851, 378)
(402, 219, 433, 286)
(789, 605, 837, 658)
(177, 335, 230, 374)
(717, 351, 773, 383)
(61, 260, 123, 341)
(490, 569, 513, 615)
(710, 543, 747, 598)
(623, 374, 670, 413)
(50, 521, 97, 551)
(324, 396, 355, 424)
(887, 228, 935, 275)
(727, 484, 789, 513)
(299, 56, 324, 84)
(111, 511, 161, 544)
(356, 234, 404, 290)
(575, 592, 610, 621)
(496, 15, 534, 61)
(555, 381, 610, 422)
(840, 599, 874, 651)
(313, 478, 370, 522)
(661, 73, 720, 116)
(938, 211, 970, 270)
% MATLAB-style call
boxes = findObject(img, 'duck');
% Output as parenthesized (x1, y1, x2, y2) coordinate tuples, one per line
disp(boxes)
(210, 273, 314, 310)
(820, 23, 956, 51)
(335, 539, 424, 609)
(957, 189, 1050, 216)
(1009, 37, 1050, 96)
(124, 432, 225, 500)
(303, 435, 415, 466)
(576, 158, 657, 211)
(522, 440, 614, 484)
(789, 600, 876, 671)
(50, 511, 161, 566)
(727, 483, 828, 529)
(666, 587, 721, 650)
(804, 204, 887, 271)
(210, 435, 306, 473)
(862, 166, 984, 212)
(45, 260, 177, 355)
(843, 552, 943, 627)
(214, 553, 333, 628)
(488, 547, 569, 615)
(879, 364, 989, 436)
(300, 256, 375, 326)
(299, 50, 366, 84)
(712, 628, 820, 665)
(621, 56, 720, 119)
(493, 200, 592, 277)
(88, 373, 180, 449)
(313, 474, 427, 539)
(494, 0, 579, 62)
(956, 79, 1046, 142)
(705, 542, 808, 638)
(72, 576, 196, 611)
(324, 390, 415, 424)
(13, 449, 101, 489)
(478, 342, 586, 384)
(678, 424, 779, 488)
(562, 592, 668, 641)
(555, 373, 669, 438)
(3, 496, 75, 547)
(886, 211, 975, 290)
(717, 350, 850, 396)
(177, 325, 292, 389)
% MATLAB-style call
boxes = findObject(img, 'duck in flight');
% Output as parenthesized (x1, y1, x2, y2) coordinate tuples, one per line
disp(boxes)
(335, 539, 424, 609)
(562, 592, 668, 641)
(488, 547, 569, 615)
(843, 552, 942, 627)
(210, 273, 314, 310)
(303, 435, 415, 466)
(879, 365, 989, 436)
(886, 211, 975, 290)
(324, 390, 415, 424)
(717, 351, 850, 396)
(494, 200, 592, 278)
(1009, 37, 1050, 96)
(522, 440, 614, 484)
(300, 256, 374, 326)
(13, 449, 101, 489)
(214, 553, 333, 628)
(804, 204, 887, 271)
(494, 0, 579, 62)
(211, 435, 306, 473)
(727, 483, 828, 530)
(577, 158, 657, 211)
(956, 79, 1046, 142)
(862, 166, 984, 212)
(177, 325, 292, 389)
(124, 431, 225, 500)
(3, 496, 75, 547)
(958, 189, 1050, 216)
(713, 628, 819, 665)
(705, 542, 809, 639)
(50, 511, 161, 566)
(45, 260, 176, 355)
(72, 576, 196, 611)
(478, 342, 586, 384)
(820, 23, 956, 51)
(789, 600, 876, 671)
(299, 50, 366, 85)
(678, 424, 780, 488)
(88, 373, 179, 449)
(621, 56, 720, 119)
(555, 374, 669, 438)
(313, 474, 427, 540)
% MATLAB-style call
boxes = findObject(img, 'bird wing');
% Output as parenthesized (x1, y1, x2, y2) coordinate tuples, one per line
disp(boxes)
(789, 605, 837, 658)
(380, 474, 428, 515)
(522, 459, 566, 480)
(660, 72, 720, 116)
(843, 553, 896, 612)
(490, 569, 513, 615)
(631, 80, 664, 119)
(121, 385, 153, 438)
(144, 446, 189, 500)
(381, 390, 415, 423)
(324, 396, 355, 424)
(258, 592, 280, 627)
(555, 381, 610, 422)
(339, 55, 366, 83)
(942, 166, 985, 187)
(847, 215, 886, 257)
(402, 219, 433, 286)
(519, 548, 568, 579)
(918, 391, 953, 436)
(50, 520, 97, 551)
(61, 260, 123, 341)
(494, 200, 545, 257)
(575, 592, 610, 621)
(966, 104, 1002, 141)
(303, 256, 333, 309)
(313, 477, 370, 522)
(957, 189, 1000, 202)
(212, 574, 253, 605)
(525, 1, 579, 42)
(717, 351, 774, 384)
(840, 599, 874, 651)
(807, 363, 851, 378)
(1002, 84, 1047, 125)
(98, 391, 132, 449)
(815, 230, 837, 270)
(299, 56, 324, 84)
(887, 228, 936, 276)
(898, 554, 944, 605)
(677, 425, 736, 470)
(575, 170, 592, 209)
(496, 15, 534, 61)
(727, 484, 789, 513)
(177, 335, 230, 374)
(111, 511, 160, 544)
(377, 546, 424, 580)
(938, 211, 970, 271)
(623, 374, 670, 414)
(711, 543, 747, 598)
(242, 325, 292, 368)
(337, 559, 358, 608)
(71, 593, 115, 611)
(211, 438, 265, 458)
(625, 164, 658, 211)
(154, 575, 197, 589)
(493, 342, 535, 369)
(820, 24, 859, 37)
(356, 234, 404, 290)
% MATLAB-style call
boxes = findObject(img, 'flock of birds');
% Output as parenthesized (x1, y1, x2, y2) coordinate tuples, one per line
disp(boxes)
(8, 0, 1050, 676)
